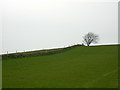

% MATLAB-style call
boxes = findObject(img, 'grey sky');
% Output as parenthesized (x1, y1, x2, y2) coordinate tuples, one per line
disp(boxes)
(1, 0, 119, 54)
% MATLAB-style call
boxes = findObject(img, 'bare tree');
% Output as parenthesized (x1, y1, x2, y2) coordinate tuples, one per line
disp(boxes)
(83, 32, 99, 46)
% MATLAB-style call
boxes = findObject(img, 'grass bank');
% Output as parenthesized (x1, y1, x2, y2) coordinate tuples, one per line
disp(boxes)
(2, 45, 118, 88)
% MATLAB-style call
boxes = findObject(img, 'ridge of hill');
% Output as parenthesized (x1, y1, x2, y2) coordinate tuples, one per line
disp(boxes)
(2, 44, 119, 59)
(2, 44, 84, 59)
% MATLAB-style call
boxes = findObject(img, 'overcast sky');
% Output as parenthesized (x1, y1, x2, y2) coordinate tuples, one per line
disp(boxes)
(0, 0, 119, 54)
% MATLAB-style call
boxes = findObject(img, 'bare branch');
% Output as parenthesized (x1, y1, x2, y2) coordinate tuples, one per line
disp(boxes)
(82, 32, 99, 46)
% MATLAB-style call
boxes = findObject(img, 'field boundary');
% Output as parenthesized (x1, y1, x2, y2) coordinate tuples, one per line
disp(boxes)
(2, 44, 83, 59)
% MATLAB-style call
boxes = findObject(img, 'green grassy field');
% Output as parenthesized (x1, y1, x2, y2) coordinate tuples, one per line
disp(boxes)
(2, 45, 118, 88)
(0, 58, 2, 89)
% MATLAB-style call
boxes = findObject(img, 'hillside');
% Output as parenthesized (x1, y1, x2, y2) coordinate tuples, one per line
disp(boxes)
(2, 45, 118, 88)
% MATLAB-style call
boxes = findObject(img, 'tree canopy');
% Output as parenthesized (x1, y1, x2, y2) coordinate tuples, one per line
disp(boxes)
(83, 32, 99, 46)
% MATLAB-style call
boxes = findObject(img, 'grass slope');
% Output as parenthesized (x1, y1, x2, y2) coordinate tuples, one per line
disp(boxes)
(2, 45, 118, 88)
